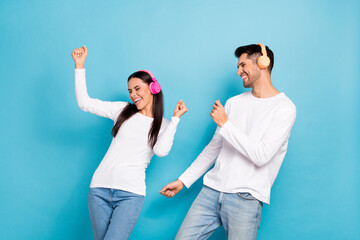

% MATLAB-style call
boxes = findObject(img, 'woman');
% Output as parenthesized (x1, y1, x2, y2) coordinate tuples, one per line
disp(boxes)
(72, 46, 187, 240)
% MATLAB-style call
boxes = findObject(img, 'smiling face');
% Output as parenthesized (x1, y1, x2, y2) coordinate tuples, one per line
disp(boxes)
(128, 77, 153, 111)
(236, 53, 261, 88)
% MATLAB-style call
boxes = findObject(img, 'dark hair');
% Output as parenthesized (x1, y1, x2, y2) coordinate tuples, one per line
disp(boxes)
(111, 71, 164, 148)
(234, 44, 274, 73)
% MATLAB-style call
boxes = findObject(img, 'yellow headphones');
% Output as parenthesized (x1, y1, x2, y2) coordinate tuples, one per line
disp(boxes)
(257, 43, 270, 69)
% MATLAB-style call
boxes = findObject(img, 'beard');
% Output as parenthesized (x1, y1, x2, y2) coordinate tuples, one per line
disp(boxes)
(243, 78, 253, 88)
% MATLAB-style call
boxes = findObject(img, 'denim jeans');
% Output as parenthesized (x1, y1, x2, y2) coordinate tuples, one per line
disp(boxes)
(176, 186, 263, 240)
(88, 187, 144, 240)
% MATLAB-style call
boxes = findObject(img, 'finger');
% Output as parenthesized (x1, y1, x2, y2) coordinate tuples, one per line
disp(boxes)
(160, 185, 170, 193)
(176, 100, 183, 108)
(83, 45, 88, 53)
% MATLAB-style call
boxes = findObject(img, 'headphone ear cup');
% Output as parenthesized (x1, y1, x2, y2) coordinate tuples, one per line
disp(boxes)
(257, 55, 270, 69)
(150, 81, 161, 94)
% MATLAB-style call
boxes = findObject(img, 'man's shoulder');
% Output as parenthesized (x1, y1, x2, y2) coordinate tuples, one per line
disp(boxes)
(274, 93, 296, 119)
(279, 93, 296, 112)
(226, 91, 251, 104)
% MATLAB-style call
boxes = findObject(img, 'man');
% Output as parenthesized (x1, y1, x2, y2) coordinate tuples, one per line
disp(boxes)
(160, 44, 296, 240)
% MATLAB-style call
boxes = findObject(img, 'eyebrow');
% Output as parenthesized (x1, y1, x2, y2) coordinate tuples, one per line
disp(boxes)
(237, 62, 245, 68)
(128, 85, 141, 91)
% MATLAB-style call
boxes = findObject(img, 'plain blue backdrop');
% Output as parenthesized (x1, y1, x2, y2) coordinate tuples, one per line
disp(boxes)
(0, 0, 359, 239)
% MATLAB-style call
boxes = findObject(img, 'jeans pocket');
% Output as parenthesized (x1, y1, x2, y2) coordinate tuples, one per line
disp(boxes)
(237, 192, 256, 200)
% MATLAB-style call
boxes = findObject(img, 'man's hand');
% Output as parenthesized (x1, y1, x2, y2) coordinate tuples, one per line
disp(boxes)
(71, 46, 88, 69)
(210, 100, 228, 127)
(159, 179, 184, 198)
(173, 100, 188, 118)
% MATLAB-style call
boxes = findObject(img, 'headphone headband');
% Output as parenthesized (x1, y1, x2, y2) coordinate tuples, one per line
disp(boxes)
(256, 43, 270, 69)
(257, 43, 268, 57)
(138, 70, 157, 82)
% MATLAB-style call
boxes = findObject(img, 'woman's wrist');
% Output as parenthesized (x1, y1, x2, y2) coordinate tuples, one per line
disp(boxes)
(75, 62, 85, 69)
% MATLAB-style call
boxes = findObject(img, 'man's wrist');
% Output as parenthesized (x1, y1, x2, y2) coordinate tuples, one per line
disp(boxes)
(177, 179, 185, 187)
(219, 119, 228, 128)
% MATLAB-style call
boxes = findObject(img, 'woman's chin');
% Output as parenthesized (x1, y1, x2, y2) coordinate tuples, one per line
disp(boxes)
(135, 104, 143, 110)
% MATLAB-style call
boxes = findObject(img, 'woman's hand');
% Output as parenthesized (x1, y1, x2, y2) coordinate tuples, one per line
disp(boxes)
(173, 100, 188, 118)
(72, 46, 88, 69)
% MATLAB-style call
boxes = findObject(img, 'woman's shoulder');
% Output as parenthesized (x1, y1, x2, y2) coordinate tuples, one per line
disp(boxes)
(111, 101, 130, 120)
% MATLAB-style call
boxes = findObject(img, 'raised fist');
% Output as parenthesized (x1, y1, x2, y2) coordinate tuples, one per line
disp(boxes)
(173, 100, 188, 118)
(71, 46, 88, 69)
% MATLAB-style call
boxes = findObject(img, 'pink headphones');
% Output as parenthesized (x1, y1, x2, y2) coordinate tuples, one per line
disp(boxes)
(138, 70, 161, 94)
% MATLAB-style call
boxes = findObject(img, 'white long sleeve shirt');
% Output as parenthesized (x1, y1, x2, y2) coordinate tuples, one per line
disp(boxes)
(75, 69, 180, 196)
(179, 91, 296, 204)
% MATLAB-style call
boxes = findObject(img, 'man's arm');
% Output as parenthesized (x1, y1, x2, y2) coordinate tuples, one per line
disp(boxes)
(212, 101, 296, 167)
(160, 126, 223, 198)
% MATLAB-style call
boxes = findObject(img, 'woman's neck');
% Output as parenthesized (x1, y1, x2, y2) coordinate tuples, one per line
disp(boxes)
(139, 100, 154, 118)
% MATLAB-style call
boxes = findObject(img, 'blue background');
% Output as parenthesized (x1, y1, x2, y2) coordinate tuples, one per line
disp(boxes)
(1, 0, 359, 239)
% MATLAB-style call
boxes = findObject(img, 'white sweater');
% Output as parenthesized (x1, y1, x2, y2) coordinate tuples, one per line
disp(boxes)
(179, 91, 296, 204)
(75, 69, 180, 196)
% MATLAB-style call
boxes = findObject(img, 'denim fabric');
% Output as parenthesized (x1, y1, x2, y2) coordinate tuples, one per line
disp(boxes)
(176, 186, 262, 240)
(88, 187, 144, 240)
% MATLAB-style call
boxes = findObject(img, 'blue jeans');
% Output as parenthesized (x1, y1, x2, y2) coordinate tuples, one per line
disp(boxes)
(176, 186, 263, 240)
(88, 187, 144, 240)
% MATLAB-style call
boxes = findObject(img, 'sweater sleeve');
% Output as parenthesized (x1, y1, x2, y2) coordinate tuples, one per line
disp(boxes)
(219, 105, 296, 167)
(153, 117, 180, 157)
(178, 127, 223, 188)
(75, 69, 127, 120)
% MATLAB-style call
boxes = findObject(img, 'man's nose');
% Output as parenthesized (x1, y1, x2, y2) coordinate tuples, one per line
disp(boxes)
(237, 68, 242, 75)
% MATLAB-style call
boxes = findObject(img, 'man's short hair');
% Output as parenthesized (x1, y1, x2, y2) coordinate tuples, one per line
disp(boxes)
(235, 44, 274, 73)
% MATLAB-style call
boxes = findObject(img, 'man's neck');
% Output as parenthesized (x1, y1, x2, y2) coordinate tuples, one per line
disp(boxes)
(251, 75, 280, 98)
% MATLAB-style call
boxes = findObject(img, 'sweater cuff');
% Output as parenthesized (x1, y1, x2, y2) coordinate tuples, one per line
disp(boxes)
(219, 120, 248, 146)
(178, 175, 192, 189)
(75, 68, 85, 72)
(75, 68, 85, 79)
(170, 116, 180, 126)
(219, 120, 231, 135)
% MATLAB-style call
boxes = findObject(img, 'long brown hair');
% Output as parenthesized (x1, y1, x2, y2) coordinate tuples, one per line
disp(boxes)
(111, 71, 164, 148)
